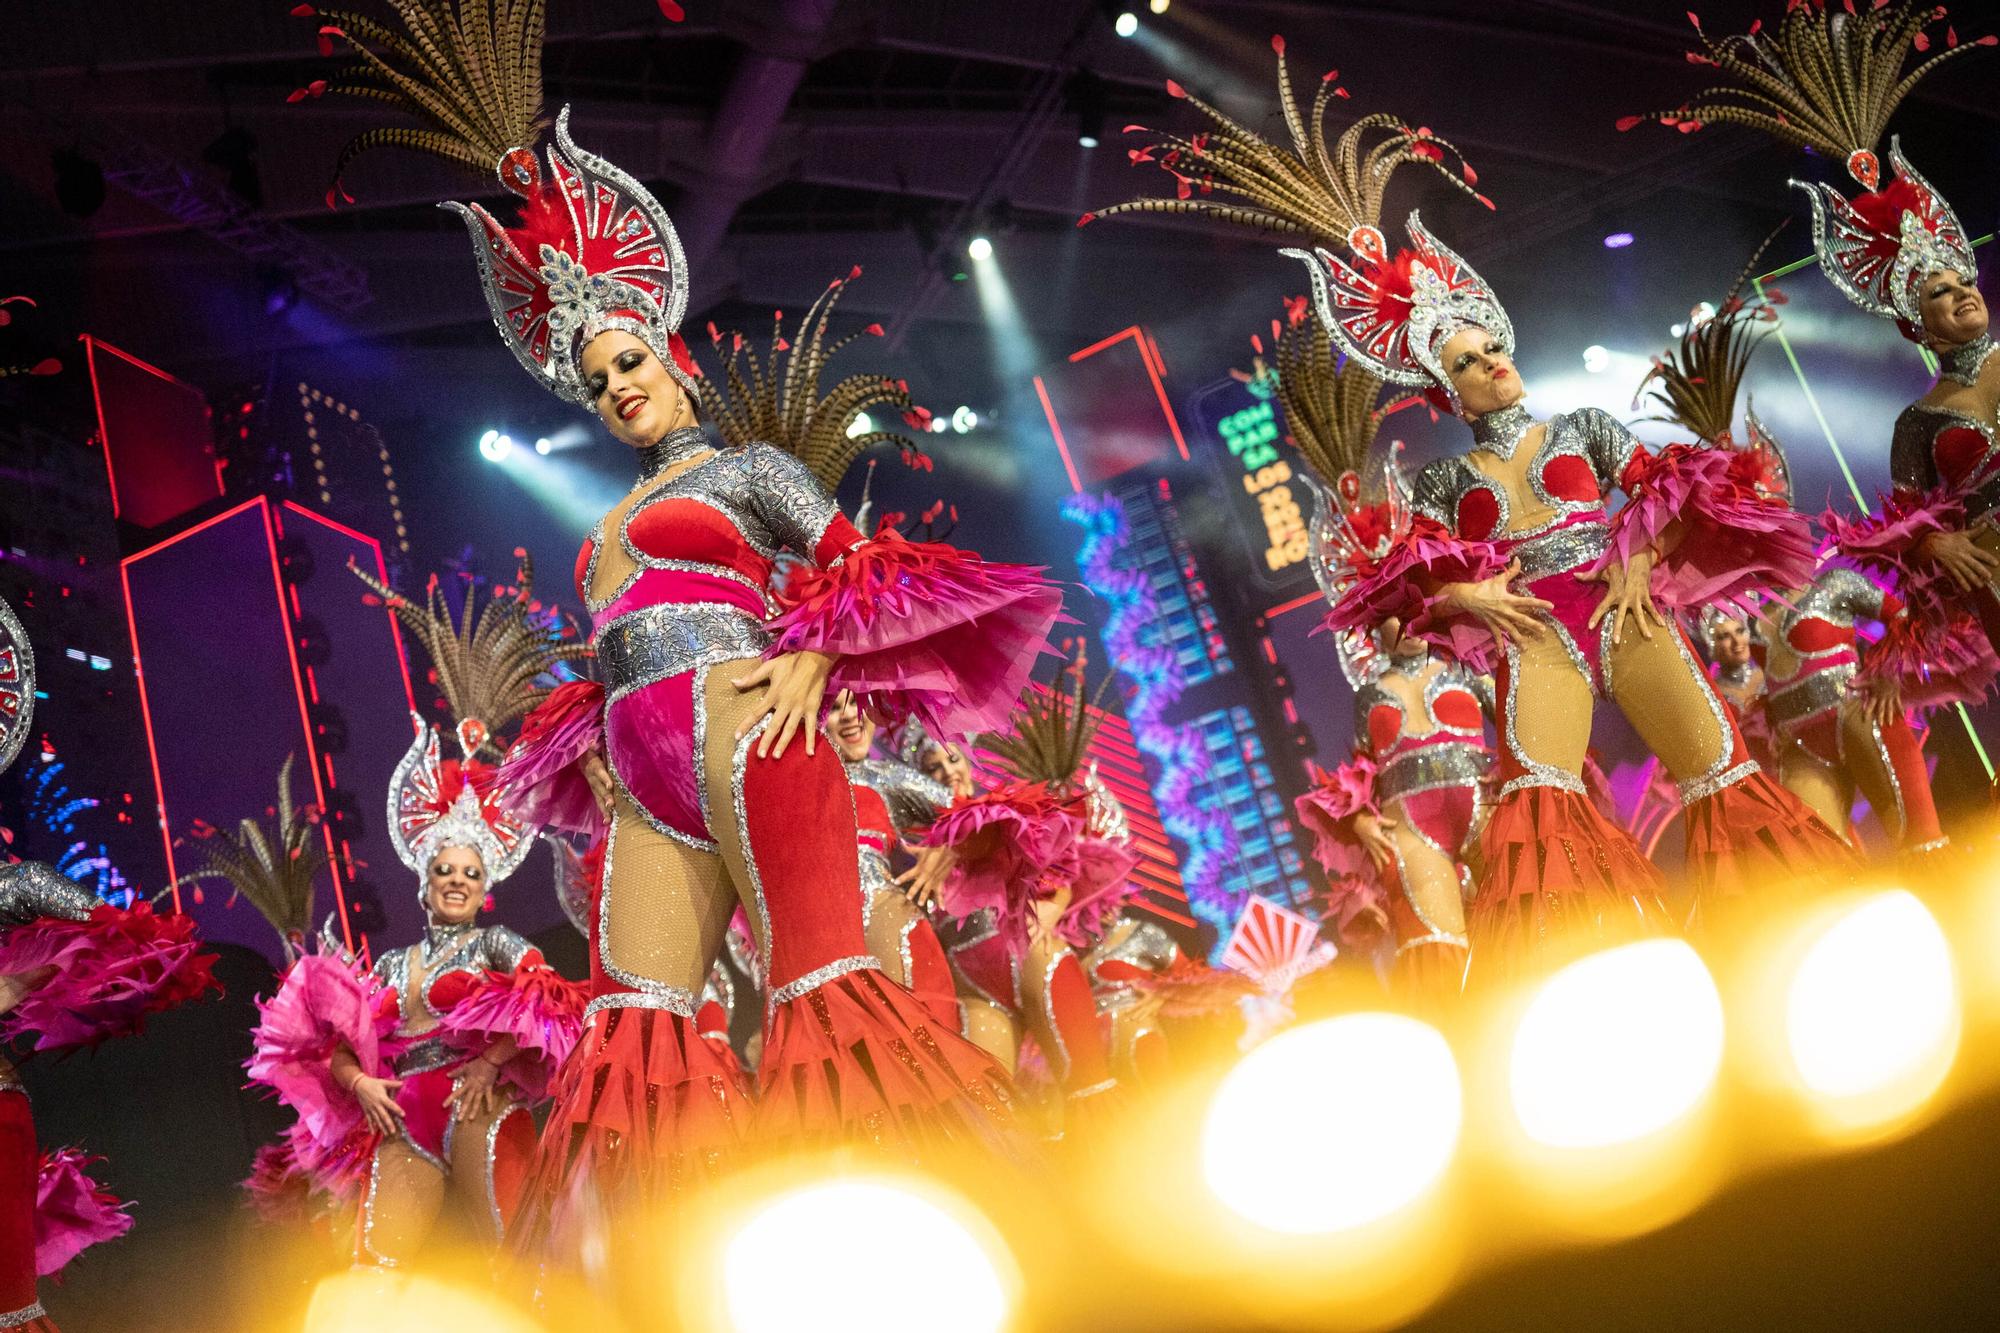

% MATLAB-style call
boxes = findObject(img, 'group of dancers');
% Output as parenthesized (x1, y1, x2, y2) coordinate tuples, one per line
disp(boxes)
(3, 0, 1998, 1321)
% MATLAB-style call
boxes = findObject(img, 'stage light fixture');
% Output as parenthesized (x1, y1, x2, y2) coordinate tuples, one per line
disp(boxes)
(1581, 345, 1610, 374)
(967, 235, 994, 262)
(1509, 939, 1724, 1150)
(1786, 890, 1958, 1125)
(1115, 11, 1139, 37)
(951, 406, 980, 433)
(534, 437, 552, 455)
(1603, 232, 1635, 249)
(722, 1179, 1012, 1332)
(478, 429, 513, 463)
(1203, 1012, 1460, 1232)
(847, 411, 874, 439)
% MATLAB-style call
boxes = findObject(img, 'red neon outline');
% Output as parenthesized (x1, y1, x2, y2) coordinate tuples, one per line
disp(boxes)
(80, 334, 224, 522)
(1068, 326, 1139, 363)
(265, 502, 356, 954)
(1062, 325, 1191, 464)
(1033, 375, 1084, 494)
(1264, 592, 1323, 620)
(282, 500, 418, 715)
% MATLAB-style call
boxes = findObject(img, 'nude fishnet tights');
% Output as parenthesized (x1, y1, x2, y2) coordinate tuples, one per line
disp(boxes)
(1503, 624, 1731, 783)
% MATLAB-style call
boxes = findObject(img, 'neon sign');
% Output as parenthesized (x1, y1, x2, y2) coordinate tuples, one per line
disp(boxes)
(1212, 394, 1309, 577)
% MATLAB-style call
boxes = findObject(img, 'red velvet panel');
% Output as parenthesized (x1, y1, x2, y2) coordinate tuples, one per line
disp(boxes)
(740, 742, 871, 988)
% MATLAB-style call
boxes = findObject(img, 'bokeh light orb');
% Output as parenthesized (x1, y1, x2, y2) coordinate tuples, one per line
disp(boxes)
(722, 1178, 1011, 1333)
(1786, 890, 1958, 1123)
(1510, 939, 1725, 1149)
(305, 1270, 543, 1332)
(1203, 1012, 1461, 1233)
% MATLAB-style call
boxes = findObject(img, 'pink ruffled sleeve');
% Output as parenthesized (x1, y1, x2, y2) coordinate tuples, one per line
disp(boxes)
(1292, 757, 1379, 877)
(1318, 516, 1507, 673)
(766, 528, 1065, 739)
(1057, 835, 1143, 949)
(1592, 443, 1817, 610)
(926, 783, 1080, 948)
(1856, 607, 2000, 712)
(433, 952, 588, 1101)
(244, 954, 397, 1197)
(497, 678, 607, 837)
(1821, 489, 1968, 619)
(34, 1148, 132, 1278)
(0, 901, 220, 1055)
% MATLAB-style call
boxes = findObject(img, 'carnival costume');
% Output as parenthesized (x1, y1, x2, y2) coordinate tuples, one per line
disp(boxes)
(1693, 608, 1777, 775)
(0, 599, 218, 1330)
(1629, 1, 2000, 662)
(924, 651, 1139, 1118)
(243, 559, 585, 1267)
(1271, 298, 1490, 991)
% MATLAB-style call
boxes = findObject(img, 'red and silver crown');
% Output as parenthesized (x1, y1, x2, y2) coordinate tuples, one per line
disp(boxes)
(444, 106, 701, 407)
(388, 714, 535, 890)
(1282, 211, 1513, 414)
(0, 595, 35, 778)
(1790, 139, 1978, 328)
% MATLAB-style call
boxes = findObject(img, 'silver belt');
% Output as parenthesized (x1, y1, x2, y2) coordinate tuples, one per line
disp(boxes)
(596, 601, 772, 698)
(1378, 742, 1489, 803)
(392, 1035, 459, 1078)
(1768, 664, 1852, 729)
(1510, 522, 1610, 581)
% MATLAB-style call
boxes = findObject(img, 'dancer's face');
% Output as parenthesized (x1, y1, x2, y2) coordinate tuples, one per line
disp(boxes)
(922, 743, 974, 795)
(1440, 326, 1524, 419)
(579, 330, 695, 449)
(425, 845, 486, 925)
(1710, 616, 1752, 668)
(1918, 269, 1988, 349)
(829, 691, 875, 762)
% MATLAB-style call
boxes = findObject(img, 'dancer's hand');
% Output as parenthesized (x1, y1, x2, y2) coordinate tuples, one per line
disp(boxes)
(1352, 812, 1399, 871)
(895, 842, 957, 908)
(1585, 550, 1665, 645)
(1440, 561, 1553, 646)
(1917, 529, 2000, 591)
(447, 1058, 505, 1124)
(581, 749, 616, 821)
(0, 965, 56, 1017)
(349, 1075, 407, 1137)
(1857, 676, 1904, 731)
(733, 650, 837, 759)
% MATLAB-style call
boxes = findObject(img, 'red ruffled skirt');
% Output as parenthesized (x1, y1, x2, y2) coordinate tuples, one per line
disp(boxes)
(1682, 768, 1858, 926)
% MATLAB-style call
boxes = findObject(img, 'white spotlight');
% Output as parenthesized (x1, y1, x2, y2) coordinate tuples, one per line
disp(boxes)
(929, 416, 949, 434)
(950, 405, 980, 434)
(534, 437, 553, 455)
(1079, 132, 1100, 149)
(1581, 345, 1611, 374)
(1114, 11, 1139, 37)
(1786, 890, 1958, 1117)
(723, 1179, 1011, 1333)
(967, 235, 994, 262)
(846, 411, 874, 439)
(1203, 1012, 1460, 1233)
(1150, 0, 1171, 13)
(1509, 939, 1725, 1150)
(477, 429, 512, 463)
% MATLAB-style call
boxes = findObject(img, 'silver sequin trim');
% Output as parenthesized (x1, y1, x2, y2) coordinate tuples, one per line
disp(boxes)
(1677, 760, 1758, 806)
(897, 916, 923, 987)
(1497, 772, 1585, 799)
(1511, 522, 1612, 582)
(598, 601, 771, 702)
(392, 1036, 460, 1078)
(1768, 664, 1854, 732)
(583, 990, 697, 1020)
(1, 1301, 49, 1326)
(1395, 930, 1469, 955)
(1378, 744, 1490, 803)
(597, 803, 713, 996)
(1037, 948, 1072, 1081)
(483, 1108, 520, 1241)
(767, 955, 881, 1008)
(731, 728, 778, 967)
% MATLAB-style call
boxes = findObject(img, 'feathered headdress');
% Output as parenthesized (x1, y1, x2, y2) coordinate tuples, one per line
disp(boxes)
(982, 644, 1115, 798)
(695, 268, 933, 490)
(172, 754, 332, 962)
(1621, 2, 1992, 329)
(350, 550, 588, 761)
(291, 3, 702, 401)
(1272, 299, 1396, 494)
(386, 715, 534, 888)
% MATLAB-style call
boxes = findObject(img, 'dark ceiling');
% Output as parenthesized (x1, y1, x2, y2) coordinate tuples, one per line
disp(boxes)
(3, 0, 1997, 394)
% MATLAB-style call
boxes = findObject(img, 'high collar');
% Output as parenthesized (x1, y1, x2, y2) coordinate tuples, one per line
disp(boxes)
(1714, 660, 1758, 691)
(636, 425, 712, 483)
(1469, 403, 1536, 460)
(1938, 332, 1996, 388)
(421, 917, 479, 963)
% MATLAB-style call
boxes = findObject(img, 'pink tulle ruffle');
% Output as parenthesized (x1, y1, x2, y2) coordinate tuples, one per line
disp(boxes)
(0, 902, 219, 1054)
(767, 532, 1064, 739)
(928, 782, 1079, 950)
(497, 678, 607, 837)
(1858, 610, 2000, 711)
(1293, 757, 1380, 876)
(1594, 443, 1817, 610)
(1820, 489, 1968, 617)
(435, 961, 588, 1101)
(244, 954, 396, 1195)
(1320, 517, 1508, 673)
(1058, 835, 1143, 948)
(35, 1147, 132, 1278)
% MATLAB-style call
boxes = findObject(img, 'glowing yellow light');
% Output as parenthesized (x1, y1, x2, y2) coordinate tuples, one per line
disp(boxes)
(1509, 939, 1724, 1149)
(305, 1270, 544, 1332)
(1786, 890, 1957, 1119)
(1203, 1012, 1460, 1233)
(722, 1179, 1011, 1333)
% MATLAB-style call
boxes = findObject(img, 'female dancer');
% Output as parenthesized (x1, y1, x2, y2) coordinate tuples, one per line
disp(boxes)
(1093, 41, 1847, 963)
(924, 652, 1136, 1118)
(1, 599, 218, 1330)
(1628, 1, 2000, 639)
(297, 10, 1059, 1259)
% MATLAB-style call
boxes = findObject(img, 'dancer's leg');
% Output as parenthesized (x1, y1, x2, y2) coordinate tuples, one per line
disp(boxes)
(354, 1140, 445, 1268)
(1778, 739, 1852, 842)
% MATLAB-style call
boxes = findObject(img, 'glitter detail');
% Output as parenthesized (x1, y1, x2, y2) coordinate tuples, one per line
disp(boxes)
(1938, 333, 1996, 388)
(1037, 949, 1072, 1080)
(358, 1146, 391, 1266)
(897, 917, 923, 986)
(1768, 664, 1855, 733)
(585, 990, 698, 1020)
(1510, 522, 1611, 581)
(1864, 719, 1907, 837)
(1677, 760, 1759, 806)
(635, 426, 715, 483)
(1395, 930, 1469, 955)
(847, 758, 951, 831)
(596, 809, 712, 999)
(1, 1302, 49, 1325)
(1377, 744, 1490, 802)
(1500, 637, 1591, 795)
(1910, 836, 1951, 853)
(768, 955, 882, 1008)
(482, 1109, 517, 1240)
(1497, 772, 1586, 800)
(0, 859, 100, 925)
(599, 602, 772, 702)
(1422, 664, 1487, 738)
(1471, 404, 1536, 460)
(730, 728, 777, 965)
